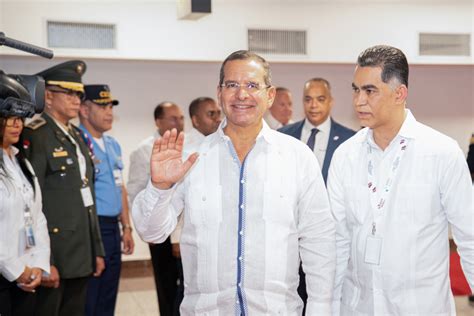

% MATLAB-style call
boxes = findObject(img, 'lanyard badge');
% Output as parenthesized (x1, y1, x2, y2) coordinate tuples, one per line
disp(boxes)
(80, 178, 94, 207)
(24, 209, 36, 248)
(364, 137, 408, 265)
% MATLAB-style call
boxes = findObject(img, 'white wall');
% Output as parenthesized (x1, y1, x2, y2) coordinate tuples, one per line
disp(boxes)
(0, 0, 472, 64)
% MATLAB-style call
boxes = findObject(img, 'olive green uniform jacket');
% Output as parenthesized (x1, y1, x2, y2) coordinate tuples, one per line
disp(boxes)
(21, 113, 105, 279)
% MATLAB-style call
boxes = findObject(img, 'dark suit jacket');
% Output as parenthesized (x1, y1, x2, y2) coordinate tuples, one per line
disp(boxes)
(20, 113, 105, 279)
(278, 118, 355, 183)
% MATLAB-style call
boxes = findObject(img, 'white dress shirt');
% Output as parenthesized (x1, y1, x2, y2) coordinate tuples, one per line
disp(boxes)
(301, 116, 331, 169)
(132, 120, 336, 315)
(264, 112, 294, 130)
(127, 131, 161, 204)
(171, 127, 206, 244)
(0, 147, 50, 281)
(328, 110, 474, 315)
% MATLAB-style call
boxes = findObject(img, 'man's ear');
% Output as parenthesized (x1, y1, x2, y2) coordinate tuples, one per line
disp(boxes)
(191, 115, 199, 128)
(44, 90, 54, 107)
(395, 84, 408, 105)
(267, 86, 277, 109)
(79, 103, 89, 120)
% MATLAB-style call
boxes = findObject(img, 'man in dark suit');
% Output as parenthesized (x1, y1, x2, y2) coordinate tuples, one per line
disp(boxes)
(278, 77, 355, 314)
(21, 60, 105, 316)
(279, 78, 355, 183)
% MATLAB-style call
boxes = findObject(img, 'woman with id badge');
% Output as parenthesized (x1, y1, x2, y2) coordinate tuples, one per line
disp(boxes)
(0, 115, 50, 316)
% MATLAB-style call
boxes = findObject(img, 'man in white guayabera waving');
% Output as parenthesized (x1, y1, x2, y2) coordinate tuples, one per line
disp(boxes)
(132, 50, 336, 315)
(328, 45, 474, 315)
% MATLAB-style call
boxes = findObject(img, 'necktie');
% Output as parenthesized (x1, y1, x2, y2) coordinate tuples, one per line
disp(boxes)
(306, 128, 319, 151)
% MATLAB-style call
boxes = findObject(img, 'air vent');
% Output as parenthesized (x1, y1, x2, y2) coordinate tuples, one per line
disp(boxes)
(47, 21, 116, 49)
(419, 33, 470, 56)
(248, 29, 307, 55)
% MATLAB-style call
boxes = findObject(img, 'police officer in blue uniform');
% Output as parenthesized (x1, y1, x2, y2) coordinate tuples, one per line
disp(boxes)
(78, 84, 134, 316)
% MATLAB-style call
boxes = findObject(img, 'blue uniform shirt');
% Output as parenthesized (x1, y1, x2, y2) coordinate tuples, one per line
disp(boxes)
(80, 125, 123, 217)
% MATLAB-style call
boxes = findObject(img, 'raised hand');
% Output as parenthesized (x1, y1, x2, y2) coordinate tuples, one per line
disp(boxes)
(150, 128, 199, 190)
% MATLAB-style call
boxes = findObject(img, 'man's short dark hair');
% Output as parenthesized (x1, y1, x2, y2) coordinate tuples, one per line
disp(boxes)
(275, 87, 290, 93)
(357, 45, 409, 87)
(305, 78, 332, 92)
(154, 101, 176, 120)
(188, 97, 215, 118)
(219, 50, 272, 86)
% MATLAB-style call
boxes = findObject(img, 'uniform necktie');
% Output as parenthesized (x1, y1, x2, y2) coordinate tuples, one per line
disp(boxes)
(306, 128, 319, 151)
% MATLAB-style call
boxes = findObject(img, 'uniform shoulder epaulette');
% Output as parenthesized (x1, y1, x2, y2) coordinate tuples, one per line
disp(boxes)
(25, 117, 46, 130)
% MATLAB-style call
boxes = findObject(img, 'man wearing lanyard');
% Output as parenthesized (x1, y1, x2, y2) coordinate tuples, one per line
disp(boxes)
(328, 45, 474, 315)
(79, 84, 135, 316)
(21, 60, 105, 316)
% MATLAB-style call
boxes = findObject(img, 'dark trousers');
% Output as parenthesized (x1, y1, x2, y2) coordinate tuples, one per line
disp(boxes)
(174, 258, 184, 316)
(0, 275, 37, 316)
(34, 276, 89, 316)
(149, 238, 182, 316)
(86, 217, 122, 316)
(298, 264, 308, 315)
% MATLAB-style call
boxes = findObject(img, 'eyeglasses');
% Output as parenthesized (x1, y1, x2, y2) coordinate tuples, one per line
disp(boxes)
(206, 110, 222, 119)
(220, 81, 271, 94)
(5, 117, 25, 127)
(49, 88, 85, 101)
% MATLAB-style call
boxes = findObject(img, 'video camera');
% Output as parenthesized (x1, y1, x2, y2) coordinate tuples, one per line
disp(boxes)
(0, 32, 54, 118)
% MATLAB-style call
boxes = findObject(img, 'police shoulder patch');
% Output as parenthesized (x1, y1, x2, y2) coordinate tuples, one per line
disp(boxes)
(25, 117, 46, 130)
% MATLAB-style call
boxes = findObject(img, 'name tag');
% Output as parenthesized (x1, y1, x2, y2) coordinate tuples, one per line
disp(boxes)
(365, 235, 383, 265)
(53, 151, 68, 158)
(113, 169, 123, 187)
(24, 211, 36, 248)
(81, 186, 94, 207)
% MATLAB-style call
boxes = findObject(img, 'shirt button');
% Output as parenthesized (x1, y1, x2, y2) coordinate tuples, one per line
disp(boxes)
(53, 228, 59, 233)
(240, 204, 244, 209)
(238, 256, 242, 261)
(239, 231, 243, 235)
(236, 300, 239, 304)
(238, 282, 242, 287)
(240, 179, 245, 184)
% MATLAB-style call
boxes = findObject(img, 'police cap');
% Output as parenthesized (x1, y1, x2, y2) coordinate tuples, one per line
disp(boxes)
(84, 84, 119, 106)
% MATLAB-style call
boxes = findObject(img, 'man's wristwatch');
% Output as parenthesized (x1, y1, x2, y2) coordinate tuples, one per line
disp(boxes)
(122, 224, 133, 233)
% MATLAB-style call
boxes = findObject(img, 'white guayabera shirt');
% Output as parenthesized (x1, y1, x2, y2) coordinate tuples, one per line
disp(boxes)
(0, 147, 50, 281)
(328, 110, 474, 316)
(132, 120, 336, 315)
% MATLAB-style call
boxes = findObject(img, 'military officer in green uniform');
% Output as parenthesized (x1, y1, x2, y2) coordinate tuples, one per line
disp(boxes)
(20, 60, 105, 316)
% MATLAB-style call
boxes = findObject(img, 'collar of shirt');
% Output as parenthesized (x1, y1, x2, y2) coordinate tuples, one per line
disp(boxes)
(2, 146, 32, 195)
(216, 117, 277, 146)
(46, 113, 73, 136)
(186, 127, 205, 142)
(264, 112, 282, 130)
(303, 115, 331, 136)
(366, 109, 417, 150)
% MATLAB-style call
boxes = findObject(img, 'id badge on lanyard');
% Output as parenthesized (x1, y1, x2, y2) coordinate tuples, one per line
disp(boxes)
(113, 169, 123, 187)
(365, 137, 408, 265)
(80, 178, 94, 207)
(24, 209, 36, 248)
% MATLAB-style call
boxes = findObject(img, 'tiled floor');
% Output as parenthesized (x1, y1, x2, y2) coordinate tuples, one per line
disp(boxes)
(115, 261, 474, 316)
